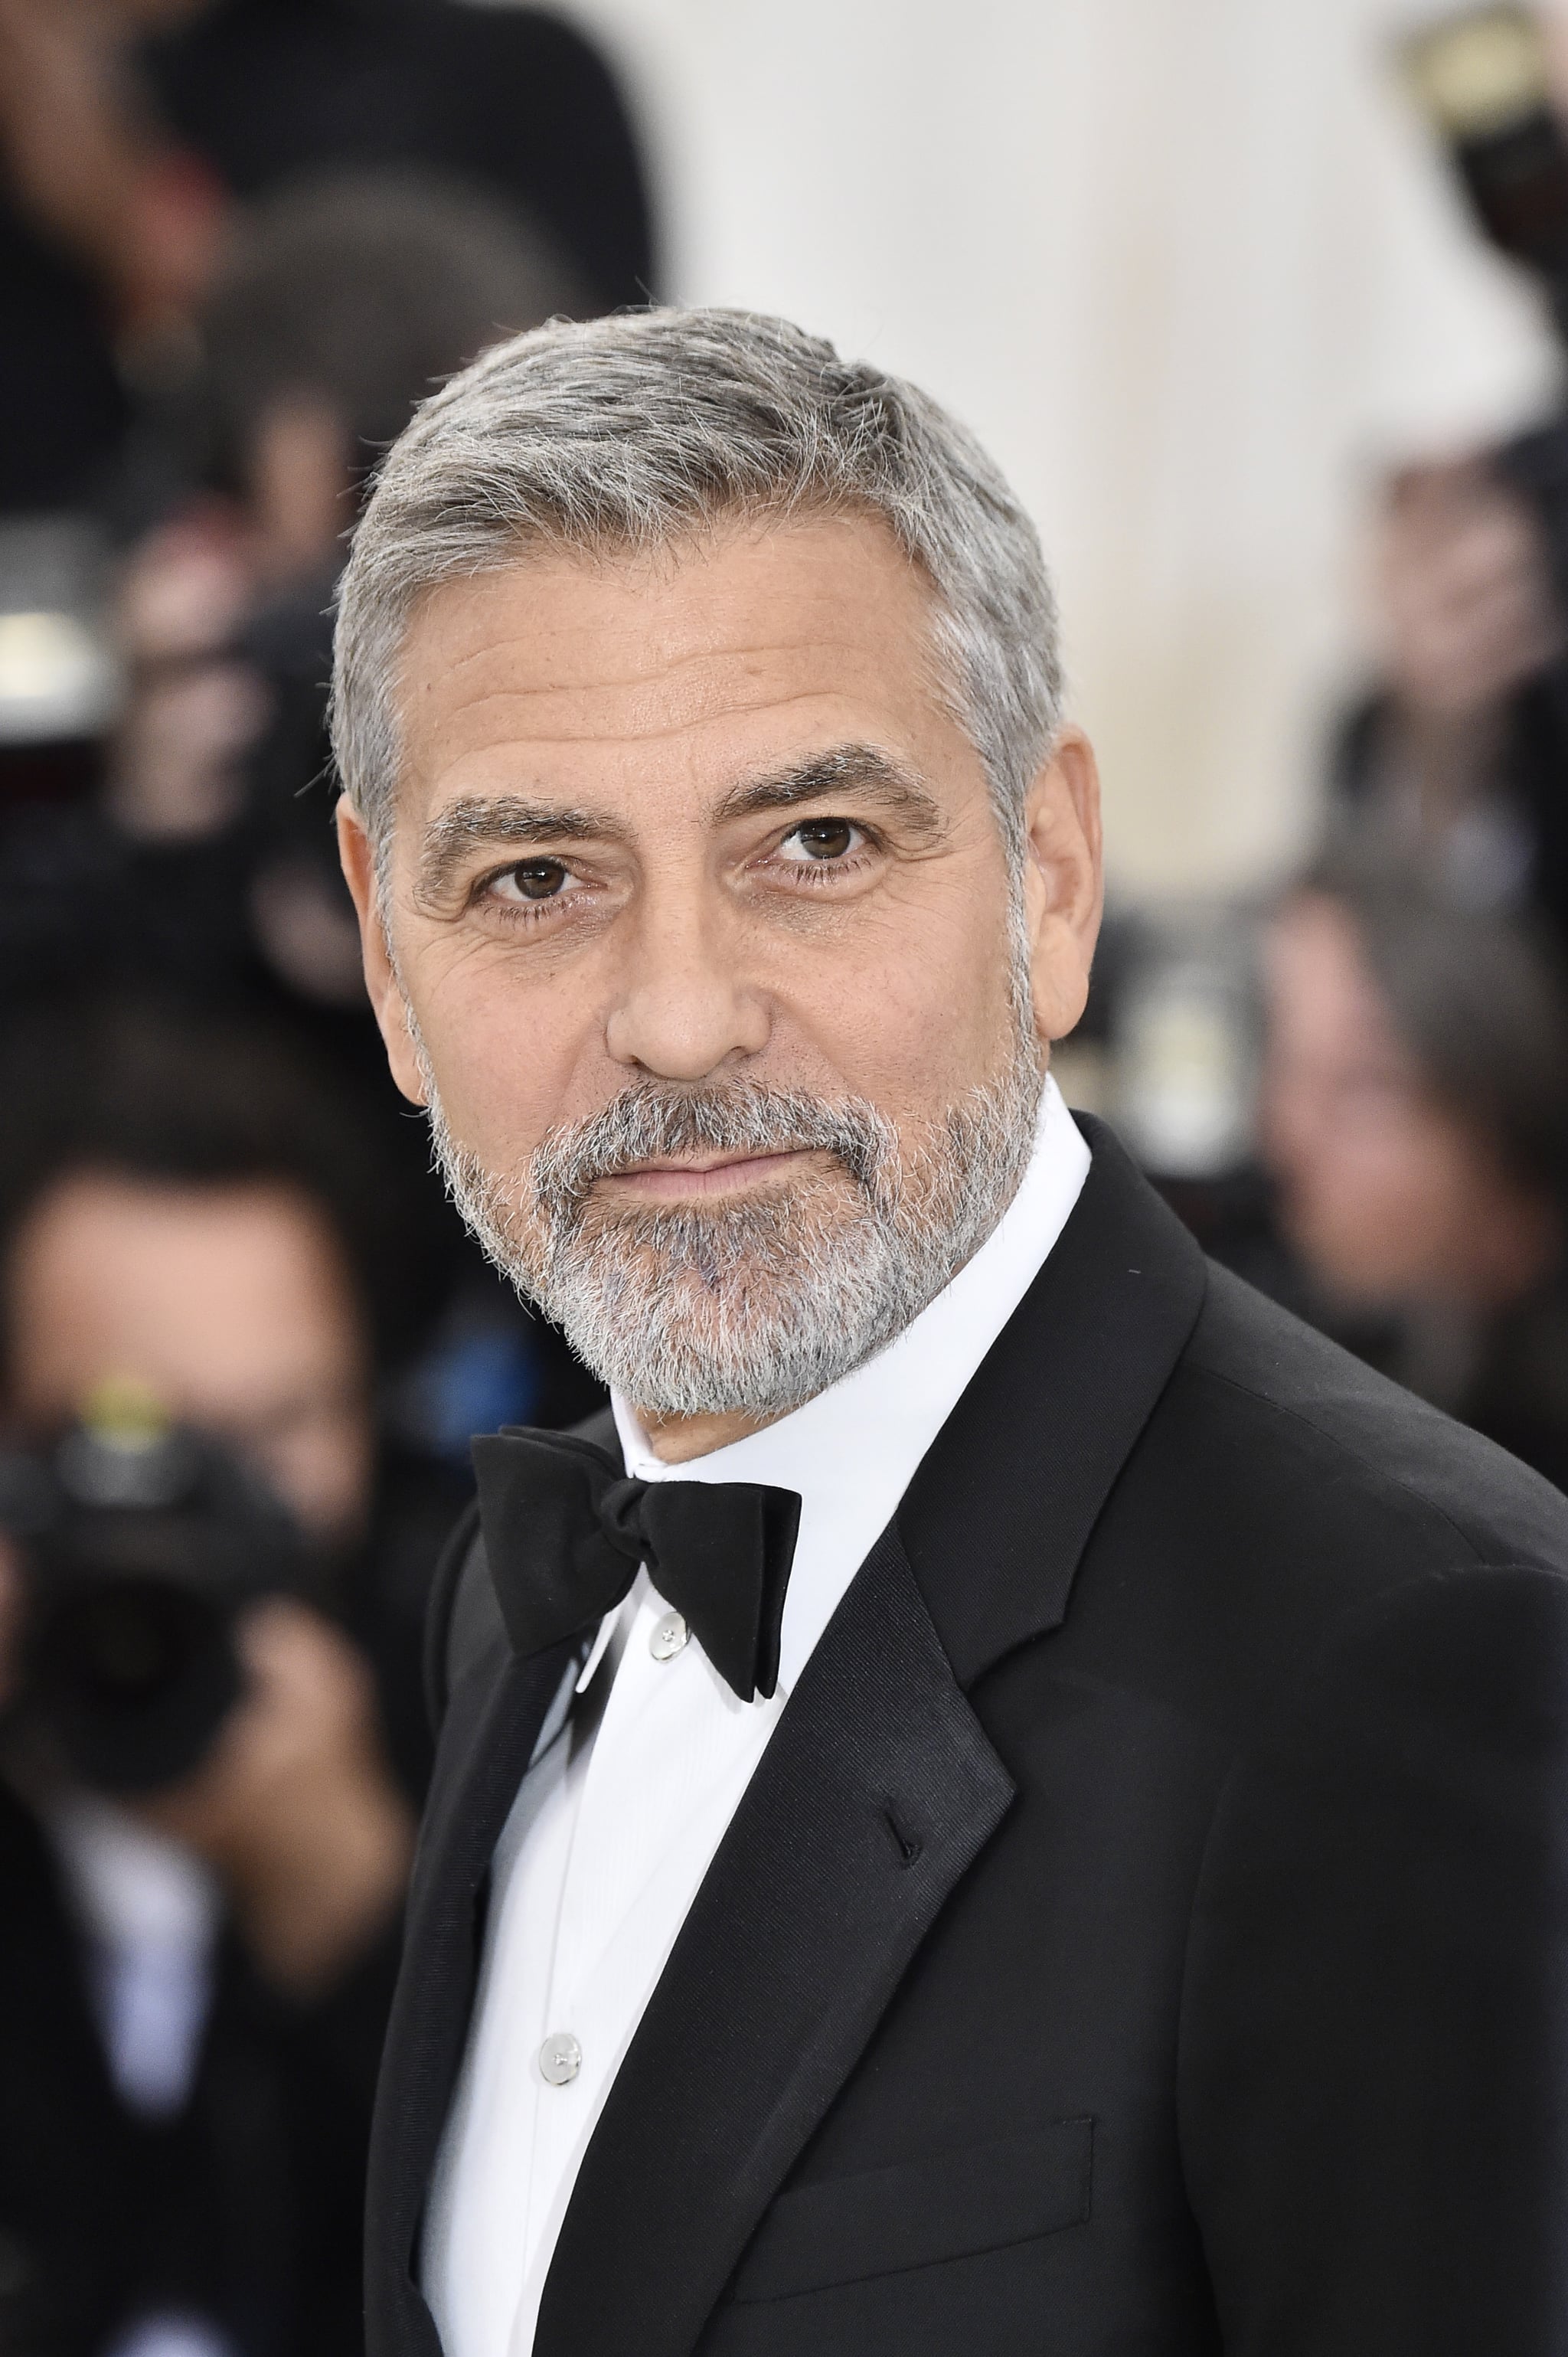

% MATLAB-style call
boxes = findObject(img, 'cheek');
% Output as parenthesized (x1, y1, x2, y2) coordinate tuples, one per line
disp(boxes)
(773, 882, 1016, 1107)
(401, 940, 594, 1159)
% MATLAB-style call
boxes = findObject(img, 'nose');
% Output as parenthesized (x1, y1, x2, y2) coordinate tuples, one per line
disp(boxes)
(603, 888, 770, 1080)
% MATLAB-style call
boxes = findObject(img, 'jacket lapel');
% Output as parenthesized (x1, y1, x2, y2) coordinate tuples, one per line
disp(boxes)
(535, 1522, 1015, 2357)
(366, 1598, 577, 2355)
(900, 1115, 1209, 1685)
(534, 1122, 1208, 2357)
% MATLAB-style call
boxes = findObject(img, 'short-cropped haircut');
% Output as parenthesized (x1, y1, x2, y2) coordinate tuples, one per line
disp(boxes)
(329, 307, 1062, 861)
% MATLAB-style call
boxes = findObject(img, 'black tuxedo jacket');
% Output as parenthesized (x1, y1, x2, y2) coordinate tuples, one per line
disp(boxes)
(366, 1121, 1568, 2355)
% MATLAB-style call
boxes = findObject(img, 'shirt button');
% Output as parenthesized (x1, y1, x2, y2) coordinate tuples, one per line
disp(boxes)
(650, 1610, 689, 1662)
(538, 2032, 581, 2086)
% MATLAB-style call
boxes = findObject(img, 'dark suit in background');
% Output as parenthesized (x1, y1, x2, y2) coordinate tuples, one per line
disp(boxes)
(368, 1123, 1568, 2355)
(0, 1780, 397, 2357)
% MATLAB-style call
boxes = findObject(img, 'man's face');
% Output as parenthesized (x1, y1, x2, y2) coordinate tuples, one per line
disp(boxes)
(5, 1175, 374, 1543)
(1259, 894, 1557, 1313)
(341, 513, 1100, 1441)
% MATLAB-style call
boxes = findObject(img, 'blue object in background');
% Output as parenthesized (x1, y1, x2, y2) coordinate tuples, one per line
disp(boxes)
(394, 1316, 545, 1464)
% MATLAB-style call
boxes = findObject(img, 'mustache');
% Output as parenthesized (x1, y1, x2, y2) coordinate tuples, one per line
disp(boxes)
(528, 1080, 898, 1221)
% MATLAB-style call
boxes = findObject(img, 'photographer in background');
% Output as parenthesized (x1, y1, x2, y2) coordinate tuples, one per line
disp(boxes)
(2, 168, 592, 1028)
(0, 0, 652, 519)
(0, 1001, 450, 2357)
(0, 995, 475, 1792)
(0, 172, 608, 1452)
(1338, 429, 1568, 937)
(1337, 6, 1568, 946)
(1259, 861, 1568, 1491)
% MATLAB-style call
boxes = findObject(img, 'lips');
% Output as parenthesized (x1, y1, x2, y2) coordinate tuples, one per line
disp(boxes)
(598, 1149, 815, 1200)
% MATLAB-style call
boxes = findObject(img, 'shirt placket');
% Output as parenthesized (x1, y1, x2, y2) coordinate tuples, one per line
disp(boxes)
(526, 1587, 666, 2218)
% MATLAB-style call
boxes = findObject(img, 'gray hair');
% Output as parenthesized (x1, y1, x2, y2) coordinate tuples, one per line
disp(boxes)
(330, 307, 1063, 856)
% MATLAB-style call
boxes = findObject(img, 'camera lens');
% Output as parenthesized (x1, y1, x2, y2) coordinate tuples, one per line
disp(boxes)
(31, 1574, 243, 1795)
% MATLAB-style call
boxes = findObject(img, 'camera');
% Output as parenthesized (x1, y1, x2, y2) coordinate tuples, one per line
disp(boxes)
(0, 1391, 311, 1793)
(1403, 8, 1568, 318)
(1402, 8, 1568, 601)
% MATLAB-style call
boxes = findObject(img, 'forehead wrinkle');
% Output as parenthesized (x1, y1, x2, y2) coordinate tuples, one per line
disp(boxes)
(402, 666, 864, 764)
(424, 679, 876, 757)
(412, 620, 931, 714)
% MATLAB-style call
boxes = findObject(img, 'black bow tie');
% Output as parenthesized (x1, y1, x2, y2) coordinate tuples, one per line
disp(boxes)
(471, 1428, 802, 1703)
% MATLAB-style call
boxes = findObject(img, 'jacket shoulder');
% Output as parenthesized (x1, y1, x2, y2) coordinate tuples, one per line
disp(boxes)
(1180, 1261, 1568, 1575)
(1043, 1257, 1568, 1820)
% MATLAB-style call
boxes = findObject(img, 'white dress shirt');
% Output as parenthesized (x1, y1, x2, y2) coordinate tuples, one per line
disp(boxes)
(421, 1078, 1091, 2357)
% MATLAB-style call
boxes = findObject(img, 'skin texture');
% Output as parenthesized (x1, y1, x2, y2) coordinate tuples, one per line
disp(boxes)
(5, 1172, 374, 1542)
(1259, 893, 1559, 1313)
(338, 512, 1103, 1460)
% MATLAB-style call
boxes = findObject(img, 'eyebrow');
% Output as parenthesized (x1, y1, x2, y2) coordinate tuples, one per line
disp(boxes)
(713, 744, 946, 838)
(414, 744, 946, 908)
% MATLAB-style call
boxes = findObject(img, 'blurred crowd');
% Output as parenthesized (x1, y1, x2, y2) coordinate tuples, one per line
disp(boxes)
(0, 3, 639, 2352)
(6, 3, 1568, 2355)
(1088, 10, 1568, 1506)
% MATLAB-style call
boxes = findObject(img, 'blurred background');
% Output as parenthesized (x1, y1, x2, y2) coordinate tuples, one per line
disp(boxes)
(5, 2, 1568, 2352)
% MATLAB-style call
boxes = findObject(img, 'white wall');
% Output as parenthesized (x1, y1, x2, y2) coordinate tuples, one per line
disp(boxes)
(485, 0, 1564, 897)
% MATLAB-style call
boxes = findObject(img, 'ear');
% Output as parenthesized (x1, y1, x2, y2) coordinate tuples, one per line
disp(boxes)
(335, 799, 427, 1106)
(1019, 727, 1104, 1044)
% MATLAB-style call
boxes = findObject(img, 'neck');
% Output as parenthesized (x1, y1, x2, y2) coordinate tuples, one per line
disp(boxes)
(632, 1401, 789, 1465)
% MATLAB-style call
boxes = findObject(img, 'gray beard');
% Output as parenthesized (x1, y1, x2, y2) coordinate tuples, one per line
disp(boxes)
(413, 1013, 1044, 1423)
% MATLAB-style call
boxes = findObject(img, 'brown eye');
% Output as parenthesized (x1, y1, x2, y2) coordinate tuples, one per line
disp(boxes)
(786, 819, 858, 861)
(485, 854, 590, 914)
(508, 859, 567, 900)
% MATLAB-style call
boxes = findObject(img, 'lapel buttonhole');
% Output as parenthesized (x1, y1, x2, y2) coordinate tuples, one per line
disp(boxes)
(880, 1797, 923, 1868)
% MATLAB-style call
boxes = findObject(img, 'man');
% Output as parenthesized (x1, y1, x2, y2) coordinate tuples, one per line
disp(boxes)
(0, 995, 501, 1787)
(1259, 864, 1568, 1492)
(0, 165, 590, 1015)
(0, 0, 652, 516)
(0, 1001, 425, 2355)
(1334, 447, 1568, 949)
(336, 309, 1568, 2357)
